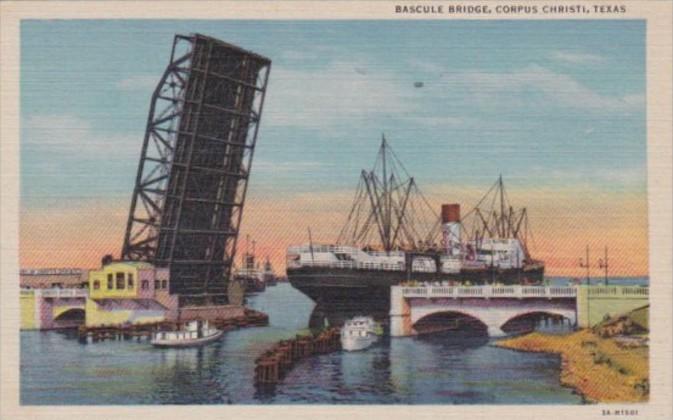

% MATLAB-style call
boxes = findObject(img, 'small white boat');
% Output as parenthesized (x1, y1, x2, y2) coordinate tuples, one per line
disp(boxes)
(151, 320, 223, 348)
(340, 316, 381, 352)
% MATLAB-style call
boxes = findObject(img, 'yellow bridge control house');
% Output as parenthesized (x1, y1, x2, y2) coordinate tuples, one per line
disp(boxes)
(86, 262, 178, 327)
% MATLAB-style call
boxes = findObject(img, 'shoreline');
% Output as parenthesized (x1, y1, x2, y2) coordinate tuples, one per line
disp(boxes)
(495, 329, 649, 403)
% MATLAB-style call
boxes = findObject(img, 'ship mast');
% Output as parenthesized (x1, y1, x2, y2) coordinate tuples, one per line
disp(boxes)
(337, 136, 440, 252)
(382, 136, 389, 249)
(462, 176, 533, 260)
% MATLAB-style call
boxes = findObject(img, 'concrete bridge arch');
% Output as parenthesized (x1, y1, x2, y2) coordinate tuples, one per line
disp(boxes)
(413, 310, 489, 335)
(53, 307, 86, 321)
(51, 307, 86, 329)
(53, 303, 86, 320)
(499, 310, 575, 333)
(408, 301, 577, 337)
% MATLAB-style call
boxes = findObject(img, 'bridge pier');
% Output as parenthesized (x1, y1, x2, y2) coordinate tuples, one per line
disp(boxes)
(487, 326, 506, 338)
(390, 287, 412, 337)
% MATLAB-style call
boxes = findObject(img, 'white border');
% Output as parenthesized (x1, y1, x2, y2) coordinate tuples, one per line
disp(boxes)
(1, 2, 671, 419)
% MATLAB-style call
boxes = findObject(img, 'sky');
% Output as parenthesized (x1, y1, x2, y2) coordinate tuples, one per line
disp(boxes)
(20, 19, 647, 276)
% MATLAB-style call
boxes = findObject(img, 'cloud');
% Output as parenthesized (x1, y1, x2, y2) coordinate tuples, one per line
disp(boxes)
(22, 114, 140, 158)
(116, 74, 158, 92)
(262, 58, 643, 131)
(253, 159, 332, 173)
(442, 64, 644, 114)
(263, 60, 421, 128)
(550, 51, 606, 65)
(403, 116, 465, 128)
(409, 59, 445, 74)
(525, 164, 646, 189)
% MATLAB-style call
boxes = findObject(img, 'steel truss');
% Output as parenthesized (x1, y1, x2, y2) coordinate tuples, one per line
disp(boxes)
(122, 34, 271, 306)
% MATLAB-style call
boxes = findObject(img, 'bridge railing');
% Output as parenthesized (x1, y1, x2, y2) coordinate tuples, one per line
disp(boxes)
(587, 286, 648, 297)
(21, 288, 89, 298)
(400, 285, 578, 299)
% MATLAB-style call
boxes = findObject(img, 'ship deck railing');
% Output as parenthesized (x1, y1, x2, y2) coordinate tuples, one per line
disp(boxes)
(288, 260, 455, 273)
(288, 260, 406, 271)
(287, 244, 405, 258)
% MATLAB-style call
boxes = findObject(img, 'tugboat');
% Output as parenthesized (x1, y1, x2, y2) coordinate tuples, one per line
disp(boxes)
(151, 320, 223, 348)
(340, 316, 381, 351)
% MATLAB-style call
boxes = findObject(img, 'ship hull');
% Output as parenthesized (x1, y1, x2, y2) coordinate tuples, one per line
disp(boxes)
(341, 334, 379, 352)
(288, 265, 544, 322)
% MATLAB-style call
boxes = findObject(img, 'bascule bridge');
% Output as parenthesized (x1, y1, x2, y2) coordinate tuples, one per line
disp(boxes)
(121, 34, 271, 307)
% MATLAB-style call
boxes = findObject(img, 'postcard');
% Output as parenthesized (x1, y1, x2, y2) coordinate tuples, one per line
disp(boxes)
(1, 1, 671, 419)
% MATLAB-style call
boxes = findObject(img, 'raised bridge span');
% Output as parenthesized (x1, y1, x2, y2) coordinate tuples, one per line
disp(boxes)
(390, 285, 648, 337)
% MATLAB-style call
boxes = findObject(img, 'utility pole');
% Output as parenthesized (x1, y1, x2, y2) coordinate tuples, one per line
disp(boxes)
(579, 245, 591, 285)
(578, 245, 591, 328)
(598, 246, 609, 286)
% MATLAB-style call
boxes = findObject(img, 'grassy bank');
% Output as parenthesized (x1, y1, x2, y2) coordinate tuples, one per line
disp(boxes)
(495, 329, 649, 403)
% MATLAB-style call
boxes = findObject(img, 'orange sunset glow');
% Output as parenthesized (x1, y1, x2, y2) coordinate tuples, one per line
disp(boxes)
(20, 184, 648, 278)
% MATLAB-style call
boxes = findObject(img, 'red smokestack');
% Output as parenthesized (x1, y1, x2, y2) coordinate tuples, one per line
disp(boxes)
(441, 204, 460, 223)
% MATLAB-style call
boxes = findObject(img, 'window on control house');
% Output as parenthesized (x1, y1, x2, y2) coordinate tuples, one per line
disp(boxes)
(116, 272, 125, 289)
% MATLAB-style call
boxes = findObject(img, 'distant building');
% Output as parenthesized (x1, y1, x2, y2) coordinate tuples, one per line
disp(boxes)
(20, 268, 88, 289)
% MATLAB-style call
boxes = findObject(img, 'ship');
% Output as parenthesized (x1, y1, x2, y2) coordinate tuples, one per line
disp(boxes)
(286, 137, 544, 317)
(340, 316, 381, 351)
(233, 236, 266, 294)
(262, 257, 278, 286)
(151, 320, 223, 348)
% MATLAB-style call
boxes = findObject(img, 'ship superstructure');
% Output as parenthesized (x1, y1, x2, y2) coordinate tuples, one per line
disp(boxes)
(262, 257, 277, 286)
(233, 237, 265, 293)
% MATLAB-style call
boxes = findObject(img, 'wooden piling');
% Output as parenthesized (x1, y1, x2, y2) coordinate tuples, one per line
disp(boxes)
(254, 327, 342, 385)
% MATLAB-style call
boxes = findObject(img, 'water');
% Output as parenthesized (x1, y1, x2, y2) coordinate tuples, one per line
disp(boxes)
(21, 283, 587, 405)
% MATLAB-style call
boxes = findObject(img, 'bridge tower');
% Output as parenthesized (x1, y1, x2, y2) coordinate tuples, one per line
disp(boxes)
(121, 33, 271, 306)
